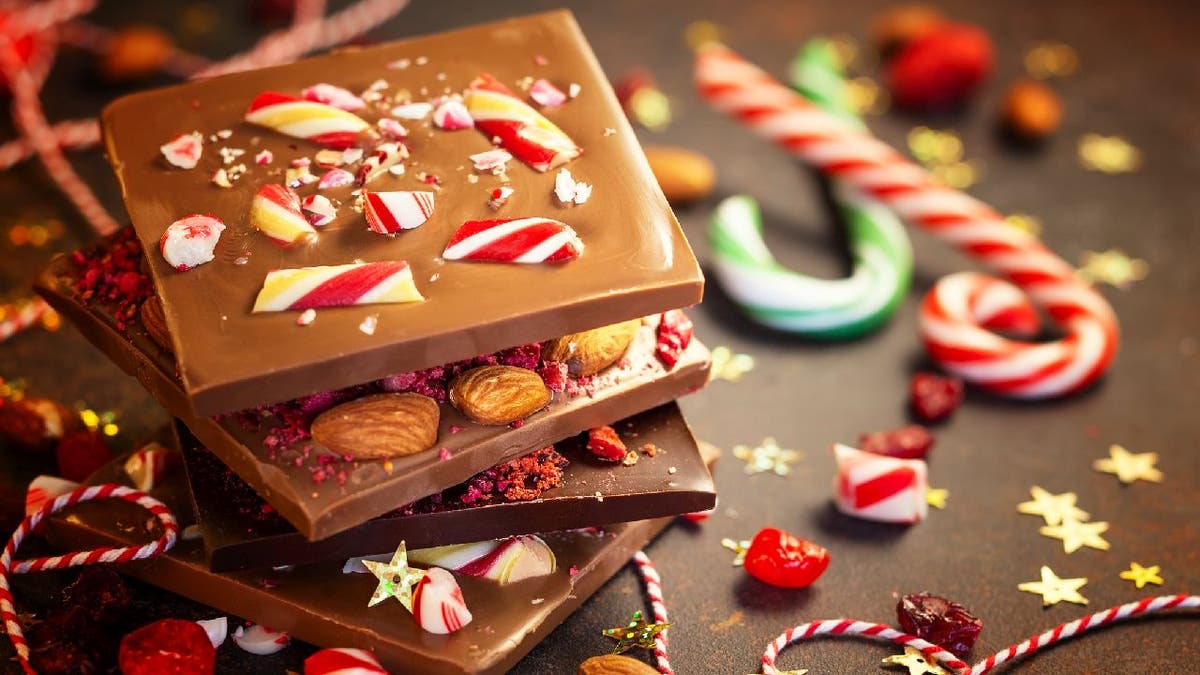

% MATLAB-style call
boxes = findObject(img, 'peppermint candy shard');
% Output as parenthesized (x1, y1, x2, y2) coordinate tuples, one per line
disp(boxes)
(318, 168, 355, 190)
(833, 443, 928, 524)
(123, 441, 172, 491)
(251, 184, 316, 245)
(443, 217, 582, 264)
(356, 141, 408, 186)
(364, 191, 435, 234)
(245, 91, 369, 149)
(25, 475, 80, 516)
(301, 194, 337, 227)
(409, 535, 557, 585)
(432, 98, 474, 130)
(232, 623, 290, 655)
(160, 131, 203, 169)
(301, 83, 367, 112)
(252, 261, 425, 313)
(159, 214, 226, 271)
(196, 617, 228, 649)
(304, 648, 386, 675)
(465, 73, 581, 172)
(529, 79, 567, 107)
(412, 567, 473, 634)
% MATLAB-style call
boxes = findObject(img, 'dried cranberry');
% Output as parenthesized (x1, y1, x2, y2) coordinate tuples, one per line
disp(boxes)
(118, 619, 216, 675)
(586, 426, 626, 461)
(30, 642, 100, 675)
(63, 567, 130, 623)
(537, 361, 568, 392)
(655, 310, 694, 369)
(910, 372, 964, 423)
(859, 425, 935, 460)
(496, 343, 542, 371)
(27, 605, 103, 675)
(55, 430, 112, 482)
(887, 24, 994, 111)
(897, 592, 982, 658)
(743, 527, 830, 588)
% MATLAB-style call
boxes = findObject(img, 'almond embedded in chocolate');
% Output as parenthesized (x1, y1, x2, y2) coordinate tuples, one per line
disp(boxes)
(543, 319, 641, 378)
(139, 297, 172, 353)
(311, 393, 440, 458)
(449, 365, 551, 426)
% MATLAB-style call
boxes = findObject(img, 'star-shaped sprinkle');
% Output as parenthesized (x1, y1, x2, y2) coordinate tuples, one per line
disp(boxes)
(1093, 445, 1163, 484)
(1018, 565, 1089, 606)
(1077, 249, 1148, 289)
(361, 542, 424, 611)
(602, 610, 670, 654)
(925, 487, 949, 510)
(732, 437, 801, 476)
(1119, 562, 1164, 589)
(1039, 518, 1111, 554)
(721, 537, 750, 566)
(1078, 134, 1142, 174)
(709, 346, 755, 382)
(1017, 486, 1090, 526)
(881, 646, 948, 675)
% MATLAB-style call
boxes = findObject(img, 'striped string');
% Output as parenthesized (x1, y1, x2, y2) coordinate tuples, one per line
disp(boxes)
(632, 550, 673, 674)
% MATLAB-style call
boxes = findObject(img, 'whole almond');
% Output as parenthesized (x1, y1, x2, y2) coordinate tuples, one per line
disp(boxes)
(578, 654, 658, 675)
(644, 145, 715, 205)
(544, 319, 641, 378)
(311, 393, 440, 458)
(449, 365, 551, 425)
(139, 297, 173, 353)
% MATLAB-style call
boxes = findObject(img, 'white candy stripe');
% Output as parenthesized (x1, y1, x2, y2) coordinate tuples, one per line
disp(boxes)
(443, 218, 547, 260)
(516, 229, 577, 262)
(356, 264, 413, 304)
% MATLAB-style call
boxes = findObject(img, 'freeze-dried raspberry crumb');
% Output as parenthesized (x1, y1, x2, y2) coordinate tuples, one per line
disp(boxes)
(497, 342, 542, 370)
(396, 446, 567, 513)
(63, 567, 130, 622)
(538, 361, 568, 392)
(118, 618, 216, 675)
(911, 372, 964, 422)
(70, 228, 152, 331)
(859, 424, 935, 460)
(897, 592, 983, 658)
(655, 310, 693, 369)
(587, 426, 626, 461)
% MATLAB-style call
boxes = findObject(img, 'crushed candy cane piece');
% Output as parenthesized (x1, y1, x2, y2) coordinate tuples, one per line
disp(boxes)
(488, 186, 514, 210)
(391, 101, 432, 119)
(296, 308, 317, 326)
(378, 117, 408, 139)
(212, 168, 233, 188)
(443, 217, 582, 263)
(302, 83, 366, 112)
(389, 164, 406, 176)
(359, 314, 379, 335)
(364, 191, 435, 234)
(433, 98, 474, 130)
(254, 149, 273, 165)
(304, 648, 387, 675)
(301, 194, 337, 226)
(253, 261, 424, 312)
(218, 147, 245, 165)
(159, 214, 225, 271)
(357, 141, 408, 186)
(318, 167, 355, 189)
(568, 83, 582, 98)
(25, 475, 80, 516)
(285, 163, 317, 187)
(410, 535, 556, 585)
(314, 149, 345, 168)
(245, 91, 368, 149)
(342, 147, 364, 164)
(412, 568, 473, 634)
(466, 73, 581, 171)
(834, 443, 928, 523)
(232, 623, 290, 655)
(123, 442, 173, 491)
(161, 131, 203, 169)
(196, 617, 228, 649)
(529, 79, 567, 107)
(553, 168, 592, 205)
(251, 184, 315, 244)
(470, 148, 513, 173)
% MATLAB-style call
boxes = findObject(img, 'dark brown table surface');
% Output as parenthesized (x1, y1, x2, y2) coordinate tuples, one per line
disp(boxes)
(2, 1, 1198, 673)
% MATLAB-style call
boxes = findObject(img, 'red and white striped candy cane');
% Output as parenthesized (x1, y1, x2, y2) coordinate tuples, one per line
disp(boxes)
(0, 483, 179, 675)
(758, 594, 1200, 675)
(0, 297, 50, 343)
(632, 550, 673, 674)
(695, 45, 1119, 399)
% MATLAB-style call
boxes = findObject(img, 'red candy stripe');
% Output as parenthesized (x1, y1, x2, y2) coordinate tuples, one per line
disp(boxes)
(289, 261, 410, 309)
(442, 218, 582, 263)
(304, 647, 387, 675)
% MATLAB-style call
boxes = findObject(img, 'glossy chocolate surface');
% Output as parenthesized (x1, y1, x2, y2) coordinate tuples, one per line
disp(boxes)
(101, 10, 702, 415)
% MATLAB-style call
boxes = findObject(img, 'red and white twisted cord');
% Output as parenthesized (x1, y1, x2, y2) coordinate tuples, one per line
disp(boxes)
(0, 483, 179, 675)
(6, 0, 96, 35)
(632, 550, 673, 674)
(0, 118, 97, 170)
(758, 594, 1200, 674)
(0, 297, 49, 341)
(695, 45, 1119, 399)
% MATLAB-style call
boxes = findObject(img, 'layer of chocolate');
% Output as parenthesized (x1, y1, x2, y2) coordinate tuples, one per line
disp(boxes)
(101, 9, 702, 415)
(184, 402, 713, 571)
(36, 239, 710, 541)
(42, 454, 678, 674)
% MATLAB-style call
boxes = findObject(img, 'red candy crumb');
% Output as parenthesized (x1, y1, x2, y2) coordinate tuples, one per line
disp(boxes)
(586, 425, 626, 461)
(897, 592, 983, 658)
(743, 527, 830, 589)
(911, 372, 964, 422)
(55, 430, 112, 482)
(888, 23, 994, 111)
(118, 619, 216, 675)
(858, 424, 935, 460)
(655, 310, 694, 369)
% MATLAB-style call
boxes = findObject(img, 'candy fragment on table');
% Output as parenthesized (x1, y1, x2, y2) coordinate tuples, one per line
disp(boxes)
(833, 443, 929, 523)
(252, 261, 424, 312)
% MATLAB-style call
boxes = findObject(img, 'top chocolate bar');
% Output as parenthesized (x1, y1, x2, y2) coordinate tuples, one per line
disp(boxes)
(101, 10, 701, 416)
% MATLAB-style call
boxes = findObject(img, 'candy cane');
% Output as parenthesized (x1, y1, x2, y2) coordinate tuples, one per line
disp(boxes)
(632, 550, 673, 674)
(0, 483, 179, 675)
(757, 595, 1200, 675)
(0, 297, 50, 343)
(696, 44, 1119, 398)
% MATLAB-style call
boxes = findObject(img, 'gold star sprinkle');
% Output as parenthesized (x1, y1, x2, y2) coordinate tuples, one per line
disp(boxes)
(908, 127, 964, 165)
(881, 646, 948, 675)
(721, 538, 750, 566)
(602, 610, 670, 654)
(361, 542, 424, 610)
(1077, 249, 1149, 289)
(1119, 562, 1164, 589)
(1018, 565, 1089, 606)
(845, 76, 889, 116)
(925, 487, 949, 510)
(1093, 444, 1163, 484)
(1025, 42, 1079, 79)
(1017, 486, 1090, 526)
(1039, 518, 1111, 554)
(1004, 213, 1043, 237)
(1078, 134, 1142, 174)
(732, 437, 802, 476)
(684, 20, 724, 51)
(709, 346, 755, 382)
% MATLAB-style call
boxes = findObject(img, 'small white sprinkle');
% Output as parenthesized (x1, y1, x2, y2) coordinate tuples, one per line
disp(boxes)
(388, 163, 406, 176)
(296, 308, 316, 326)
(216, 129, 233, 139)
(359, 314, 379, 335)
(668, 466, 677, 474)
(603, 127, 617, 136)
(415, 56, 428, 66)
(429, 272, 440, 282)
(568, 83, 582, 98)
(530, 598, 545, 605)
(594, 491, 604, 502)
(387, 58, 412, 70)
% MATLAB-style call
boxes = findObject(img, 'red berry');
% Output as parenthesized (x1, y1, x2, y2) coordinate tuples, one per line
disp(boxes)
(887, 23, 994, 111)
(743, 527, 830, 589)
(119, 619, 216, 675)
(910, 372, 964, 422)
(55, 430, 112, 482)
(859, 424, 935, 460)
(897, 592, 983, 658)
(586, 425, 626, 461)
(655, 310, 694, 369)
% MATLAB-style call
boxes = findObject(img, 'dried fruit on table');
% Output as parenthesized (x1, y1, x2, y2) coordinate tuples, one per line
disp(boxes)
(449, 365, 551, 425)
(543, 319, 641, 377)
(896, 592, 983, 658)
(63, 567, 131, 623)
(1001, 79, 1063, 141)
(118, 618, 216, 675)
(859, 424, 935, 460)
(743, 526, 830, 588)
(643, 145, 716, 205)
(887, 23, 994, 111)
(910, 372, 964, 422)
(311, 393, 440, 458)
(55, 430, 112, 482)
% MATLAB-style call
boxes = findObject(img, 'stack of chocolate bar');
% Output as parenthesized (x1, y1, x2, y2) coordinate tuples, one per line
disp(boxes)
(35, 10, 714, 673)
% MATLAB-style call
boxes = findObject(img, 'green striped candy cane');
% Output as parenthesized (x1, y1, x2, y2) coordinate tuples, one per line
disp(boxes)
(708, 38, 913, 339)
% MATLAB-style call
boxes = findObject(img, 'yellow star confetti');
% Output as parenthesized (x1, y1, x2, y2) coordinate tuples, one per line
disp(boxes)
(709, 346, 755, 382)
(1039, 518, 1111, 554)
(720, 537, 750, 566)
(684, 20, 724, 51)
(732, 437, 801, 476)
(845, 76, 889, 116)
(1018, 565, 1089, 606)
(602, 610, 670, 654)
(1077, 249, 1149, 289)
(1119, 562, 1164, 589)
(1093, 444, 1163, 484)
(1024, 42, 1079, 79)
(1004, 213, 1043, 237)
(925, 487, 949, 510)
(881, 646, 948, 675)
(362, 542, 424, 610)
(1017, 486, 1089, 526)
(1078, 134, 1142, 174)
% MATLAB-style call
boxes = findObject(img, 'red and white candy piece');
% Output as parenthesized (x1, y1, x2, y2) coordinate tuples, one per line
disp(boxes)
(252, 260, 425, 312)
(24, 475, 79, 516)
(409, 535, 557, 585)
(465, 73, 581, 172)
(245, 91, 369, 149)
(196, 617, 228, 649)
(553, 167, 592, 205)
(318, 168, 354, 190)
(833, 443, 928, 524)
(304, 647, 387, 675)
(364, 190, 434, 234)
(377, 118, 408, 140)
(123, 442, 173, 491)
(159, 214, 225, 271)
(356, 141, 407, 186)
(488, 186, 514, 210)
(232, 623, 290, 655)
(301, 194, 337, 226)
(412, 567, 473, 634)
(390, 102, 432, 120)
(251, 183, 316, 245)
(442, 217, 582, 264)
(160, 131, 203, 169)
(432, 98, 473, 130)
(470, 148, 512, 173)
(529, 79, 567, 108)
(302, 83, 367, 112)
